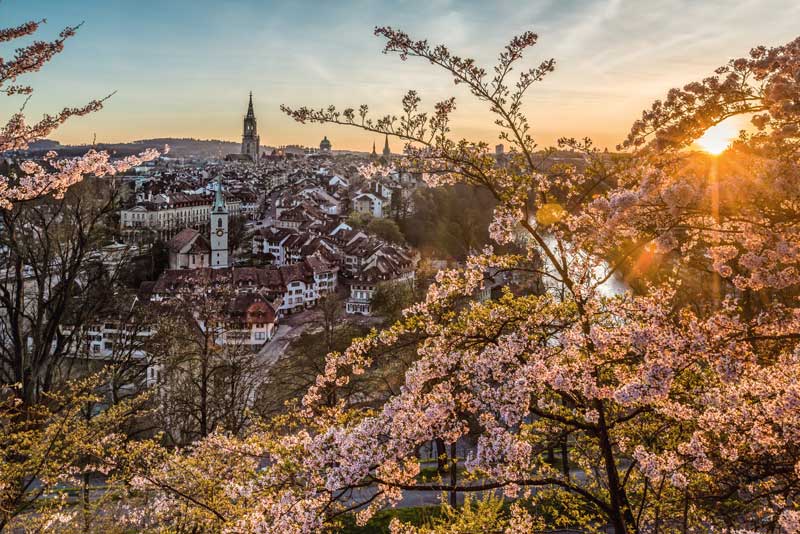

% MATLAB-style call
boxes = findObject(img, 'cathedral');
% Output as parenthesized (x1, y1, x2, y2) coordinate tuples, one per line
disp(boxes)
(241, 92, 260, 162)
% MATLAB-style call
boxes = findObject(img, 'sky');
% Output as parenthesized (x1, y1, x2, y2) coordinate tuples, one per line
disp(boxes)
(1, 0, 799, 151)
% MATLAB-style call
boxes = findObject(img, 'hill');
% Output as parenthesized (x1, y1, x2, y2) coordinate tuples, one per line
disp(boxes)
(24, 138, 245, 159)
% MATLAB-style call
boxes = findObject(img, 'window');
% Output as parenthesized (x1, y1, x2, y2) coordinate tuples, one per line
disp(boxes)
(217, 218, 222, 228)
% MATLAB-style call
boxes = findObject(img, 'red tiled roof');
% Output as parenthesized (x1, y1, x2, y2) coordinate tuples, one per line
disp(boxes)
(168, 228, 201, 253)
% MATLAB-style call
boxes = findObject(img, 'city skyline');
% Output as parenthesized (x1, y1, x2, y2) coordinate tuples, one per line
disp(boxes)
(1, 0, 798, 151)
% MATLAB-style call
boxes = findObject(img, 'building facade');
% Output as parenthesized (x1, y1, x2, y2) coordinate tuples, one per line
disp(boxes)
(119, 194, 242, 237)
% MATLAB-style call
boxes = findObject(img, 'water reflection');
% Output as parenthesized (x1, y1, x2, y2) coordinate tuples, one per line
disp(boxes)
(521, 232, 630, 298)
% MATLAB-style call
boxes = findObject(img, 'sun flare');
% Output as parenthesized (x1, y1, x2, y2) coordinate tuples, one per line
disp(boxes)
(694, 120, 738, 155)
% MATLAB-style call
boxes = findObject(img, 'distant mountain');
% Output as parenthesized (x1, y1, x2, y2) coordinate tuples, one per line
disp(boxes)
(23, 138, 246, 159)
(127, 138, 242, 158)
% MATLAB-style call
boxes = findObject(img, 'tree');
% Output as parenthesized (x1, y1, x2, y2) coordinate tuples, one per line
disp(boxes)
(0, 12, 161, 411)
(347, 210, 374, 229)
(276, 31, 800, 533)
(0, 14, 160, 527)
(318, 292, 345, 352)
(402, 184, 495, 260)
(134, 30, 800, 534)
(0, 19, 159, 208)
(0, 373, 150, 531)
(227, 214, 251, 256)
(0, 176, 124, 404)
(119, 239, 169, 288)
(367, 217, 406, 244)
(148, 281, 264, 444)
(371, 279, 417, 323)
(256, 322, 370, 417)
(0, 176, 158, 528)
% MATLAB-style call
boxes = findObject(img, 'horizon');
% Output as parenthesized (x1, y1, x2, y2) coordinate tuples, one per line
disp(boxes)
(1, 0, 798, 151)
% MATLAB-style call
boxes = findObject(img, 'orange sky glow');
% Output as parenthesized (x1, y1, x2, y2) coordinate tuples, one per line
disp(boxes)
(1, 0, 798, 152)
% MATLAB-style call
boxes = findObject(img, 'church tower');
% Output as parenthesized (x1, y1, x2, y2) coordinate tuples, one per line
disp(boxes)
(382, 134, 391, 156)
(210, 175, 229, 269)
(241, 92, 260, 162)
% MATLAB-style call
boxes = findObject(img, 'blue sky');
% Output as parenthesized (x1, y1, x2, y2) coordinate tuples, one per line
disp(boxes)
(1, 0, 798, 150)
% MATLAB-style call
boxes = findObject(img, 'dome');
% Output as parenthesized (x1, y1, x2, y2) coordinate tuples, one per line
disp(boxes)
(319, 136, 332, 151)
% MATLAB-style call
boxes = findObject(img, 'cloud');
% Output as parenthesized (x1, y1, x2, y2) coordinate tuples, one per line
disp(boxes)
(549, 0, 624, 58)
(9, 0, 799, 149)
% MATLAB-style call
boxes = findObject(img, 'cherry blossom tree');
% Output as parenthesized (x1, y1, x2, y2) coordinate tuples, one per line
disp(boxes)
(0, 17, 160, 208)
(0, 374, 151, 531)
(134, 30, 800, 534)
(0, 13, 162, 529)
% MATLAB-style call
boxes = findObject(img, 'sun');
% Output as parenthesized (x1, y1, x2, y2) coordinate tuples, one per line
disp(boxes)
(694, 120, 738, 155)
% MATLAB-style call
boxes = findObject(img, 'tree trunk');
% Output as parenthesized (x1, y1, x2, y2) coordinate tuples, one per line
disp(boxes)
(561, 437, 570, 481)
(82, 470, 91, 533)
(682, 490, 689, 534)
(200, 353, 209, 438)
(82, 402, 92, 533)
(596, 401, 635, 534)
(435, 438, 447, 474)
(449, 442, 457, 508)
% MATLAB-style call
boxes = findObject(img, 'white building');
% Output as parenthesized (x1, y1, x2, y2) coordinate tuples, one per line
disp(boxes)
(167, 228, 210, 269)
(120, 193, 242, 235)
(352, 192, 388, 218)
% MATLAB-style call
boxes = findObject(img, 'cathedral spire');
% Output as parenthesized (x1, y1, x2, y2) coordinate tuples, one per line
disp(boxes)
(382, 134, 391, 156)
(246, 91, 255, 118)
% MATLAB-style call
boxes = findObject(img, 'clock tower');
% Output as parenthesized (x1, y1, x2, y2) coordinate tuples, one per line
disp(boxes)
(210, 175, 229, 269)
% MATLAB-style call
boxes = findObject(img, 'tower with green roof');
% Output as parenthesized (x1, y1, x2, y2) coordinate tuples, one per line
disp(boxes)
(210, 174, 229, 269)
